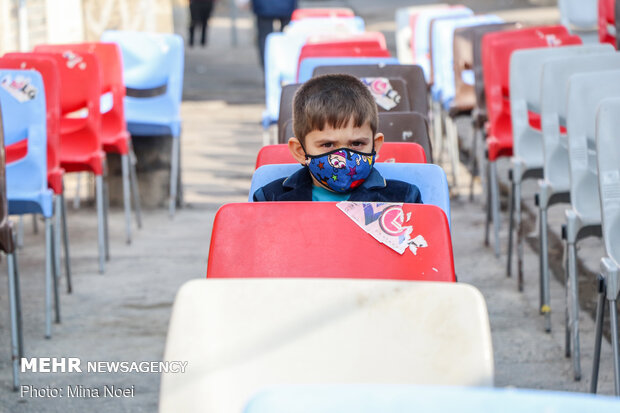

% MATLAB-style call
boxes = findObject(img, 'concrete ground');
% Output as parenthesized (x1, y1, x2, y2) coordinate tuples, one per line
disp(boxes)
(0, 1, 618, 412)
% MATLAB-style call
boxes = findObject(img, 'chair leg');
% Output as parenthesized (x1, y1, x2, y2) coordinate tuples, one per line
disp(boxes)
(507, 176, 515, 278)
(489, 160, 501, 258)
(565, 246, 571, 355)
(7, 251, 20, 391)
(53, 196, 62, 281)
(515, 180, 524, 292)
(484, 160, 492, 247)
(447, 116, 460, 191)
(73, 172, 82, 209)
(129, 143, 143, 229)
(51, 219, 61, 325)
(122, 154, 132, 245)
(95, 175, 105, 274)
(103, 173, 110, 262)
(44, 217, 53, 338)
(591, 275, 606, 393)
(539, 201, 549, 317)
(17, 216, 24, 249)
(169, 136, 180, 218)
(32, 214, 38, 234)
(469, 125, 479, 202)
(611, 298, 620, 395)
(567, 238, 581, 379)
(60, 190, 72, 293)
(12, 237, 23, 359)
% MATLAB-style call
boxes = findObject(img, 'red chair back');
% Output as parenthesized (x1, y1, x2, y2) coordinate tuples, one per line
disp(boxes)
(481, 26, 581, 161)
(0, 54, 63, 194)
(599, 0, 616, 47)
(41, 43, 129, 155)
(207, 202, 455, 281)
(30, 47, 104, 175)
(255, 142, 426, 169)
(292, 8, 355, 20)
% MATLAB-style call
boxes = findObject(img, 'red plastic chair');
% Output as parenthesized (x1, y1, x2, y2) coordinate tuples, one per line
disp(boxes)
(255, 142, 427, 169)
(0, 53, 73, 291)
(306, 32, 388, 50)
(599, 0, 616, 47)
(291, 8, 355, 20)
(207, 202, 455, 281)
(29, 47, 109, 274)
(36, 43, 142, 245)
(480, 26, 580, 256)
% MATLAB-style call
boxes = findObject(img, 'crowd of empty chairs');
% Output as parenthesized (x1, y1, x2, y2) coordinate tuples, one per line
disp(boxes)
(4, 1, 620, 411)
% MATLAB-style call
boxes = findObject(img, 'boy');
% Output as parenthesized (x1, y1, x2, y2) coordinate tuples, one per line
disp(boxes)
(253, 74, 423, 203)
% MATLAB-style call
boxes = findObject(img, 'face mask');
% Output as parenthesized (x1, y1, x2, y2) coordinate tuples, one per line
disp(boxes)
(305, 147, 376, 193)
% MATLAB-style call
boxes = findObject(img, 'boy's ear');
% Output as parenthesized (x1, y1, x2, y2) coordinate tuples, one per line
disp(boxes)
(373, 132, 384, 155)
(288, 137, 308, 165)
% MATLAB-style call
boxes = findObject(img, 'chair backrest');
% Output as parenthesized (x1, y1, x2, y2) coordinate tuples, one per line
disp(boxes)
(292, 8, 355, 20)
(160, 279, 493, 413)
(566, 70, 620, 222)
(378, 112, 432, 162)
(395, 4, 449, 64)
(540, 53, 620, 191)
(0, 54, 61, 188)
(598, 0, 616, 46)
(509, 44, 612, 163)
(100, 30, 184, 135)
(262, 18, 366, 124)
(0, 100, 14, 254)
(595, 97, 620, 265)
(207, 203, 454, 279)
(412, 6, 473, 83)
(430, 14, 503, 109)
(0, 69, 48, 204)
(482, 26, 579, 159)
(559, 0, 599, 42)
(244, 385, 620, 413)
(248, 163, 450, 222)
(297, 57, 399, 83)
(255, 142, 427, 169)
(312, 64, 429, 117)
(297, 46, 391, 82)
(277, 83, 301, 142)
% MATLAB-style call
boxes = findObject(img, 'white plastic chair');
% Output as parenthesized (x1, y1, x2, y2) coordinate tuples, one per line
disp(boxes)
(395, 4, 449, 64)
(591, 97, 620, 396)
(537, 51, 620, 346)
(507, 45, 612, 295)
(160, 279, 494, 413)
(563, 69, 620, 381)
(559, 0, 599, 44)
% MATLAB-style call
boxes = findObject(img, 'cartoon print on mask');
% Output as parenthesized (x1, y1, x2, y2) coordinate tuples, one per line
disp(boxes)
(328, 150, 347, 169)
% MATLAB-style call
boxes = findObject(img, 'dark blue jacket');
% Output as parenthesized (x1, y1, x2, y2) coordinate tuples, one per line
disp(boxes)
(253, 167, 423, 203)
(251, 0, 297, 18)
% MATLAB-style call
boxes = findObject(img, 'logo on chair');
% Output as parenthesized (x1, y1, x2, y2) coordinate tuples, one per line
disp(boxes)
(0, 74, 37, 102)
(62, 51, 86, 70)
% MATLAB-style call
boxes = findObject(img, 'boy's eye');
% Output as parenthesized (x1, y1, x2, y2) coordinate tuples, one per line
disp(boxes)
(321, 142, 334, 148)
(351, 141, 365, 147)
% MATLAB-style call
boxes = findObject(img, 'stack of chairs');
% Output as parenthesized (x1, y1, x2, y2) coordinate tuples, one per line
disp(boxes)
(0, 31, 184, 387)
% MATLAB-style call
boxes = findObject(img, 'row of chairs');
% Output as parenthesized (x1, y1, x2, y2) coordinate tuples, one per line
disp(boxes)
(395, 1, 620, 394)
(1, 31, 184, 391)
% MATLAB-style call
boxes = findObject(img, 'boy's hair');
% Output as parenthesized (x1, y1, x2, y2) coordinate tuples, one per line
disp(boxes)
(292, 74, 378, 145)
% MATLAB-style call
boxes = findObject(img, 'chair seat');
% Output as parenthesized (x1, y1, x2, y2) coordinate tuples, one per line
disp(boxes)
(124, 96, 181, 137)
(7, 189, 54, 217)
(60, 150, 105, 175)
(102, 126, 129, 155)
(487, 115, 513, 161)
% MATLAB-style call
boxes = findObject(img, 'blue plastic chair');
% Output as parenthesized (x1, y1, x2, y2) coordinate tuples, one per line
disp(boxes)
(0, 69, 58, 339)
(100, 30, 184, 217)
(263, 16, 366, 126)
(412, 7, 473, 83)
(244, 385, 620, 413)
(248, 163, 451, 225)
(297, 56, 400, 83)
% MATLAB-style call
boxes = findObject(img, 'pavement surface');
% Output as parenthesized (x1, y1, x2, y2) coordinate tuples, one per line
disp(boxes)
(0, 1, 618, 412)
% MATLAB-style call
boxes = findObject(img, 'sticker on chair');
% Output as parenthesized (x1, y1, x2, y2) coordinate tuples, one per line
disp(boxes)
(62, 51, 86, 70)
(337, 202, 428, 255)
(0, 74, 37, 102)
(361, 77, 401, 111)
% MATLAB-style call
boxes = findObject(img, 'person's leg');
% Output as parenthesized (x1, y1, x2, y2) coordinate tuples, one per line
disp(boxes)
(188, 4, 198, 47)
(199, 2, 212, 46)
(279, 17, 291, 31)
(256, 16, 274, 70)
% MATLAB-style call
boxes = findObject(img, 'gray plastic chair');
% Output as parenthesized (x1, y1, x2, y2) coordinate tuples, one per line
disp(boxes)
(507, 45, 612, 293)
(591, 97, 620, 396)
(537, 52, 620, 351)
(563, 70, 620, 381)
(559, 0, 599, 44)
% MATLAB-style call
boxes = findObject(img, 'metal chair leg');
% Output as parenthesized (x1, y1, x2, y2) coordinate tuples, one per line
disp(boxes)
(565, 247, 571, 356)
(51, 223, 60, 324)
(17, 216, 24, 248)
(129, 143, 142, 229)
(53, 196, 62, 280)
(12, 237, 23, 359)
(507, 176, 515, 278)
(32, 214, 38, 234)
(567, 238, 581, 379)
(7, 251, 20, 391)
(73, 172, 82, 209)
(515, 180, 524, 292)
(169, 136, 180, 218)
(484, 160, 492, 247)
(103, 172, 110, 262)
(95, 175, 105, 274)
(489, 161, 501, 258)
(611, 298, 620, 395)
(469, 125, 479, 202)
(122, 154, 132, 245)
(591, 275, 606, 393)
(44, 217, 53, 338)
(60, 190, 72, 293)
